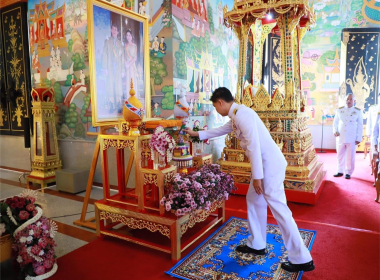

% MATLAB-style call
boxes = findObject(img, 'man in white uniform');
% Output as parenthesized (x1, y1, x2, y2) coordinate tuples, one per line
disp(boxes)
(184, 87, 314, 273)
(333, 93, 363, 179)
(370, 113, 380, 202)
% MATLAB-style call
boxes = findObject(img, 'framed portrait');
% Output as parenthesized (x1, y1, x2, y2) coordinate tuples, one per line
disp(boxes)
(87, 0, 150, 127)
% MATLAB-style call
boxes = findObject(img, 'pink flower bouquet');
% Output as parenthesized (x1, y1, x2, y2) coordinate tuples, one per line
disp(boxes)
(1, 190, 58, 279)
(161, 164, 236, 216)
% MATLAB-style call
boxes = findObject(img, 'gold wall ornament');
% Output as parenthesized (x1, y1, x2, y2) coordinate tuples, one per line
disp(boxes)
(276, 118, 283, 132)
(11, 97, 25, 127)
(275, 135, 284, 150)
(346, 56, 372, 109)
(0, 105, 7, 126)
(243, 84, 254, 107)
(269, 89, 284, 111)
(265, 118, 271, 132)
(342, 32, 350, 46)
(252, 84, 271, 111)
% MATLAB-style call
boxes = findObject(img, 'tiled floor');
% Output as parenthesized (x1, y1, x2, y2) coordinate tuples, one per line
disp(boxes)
(0, 168, 106, 278)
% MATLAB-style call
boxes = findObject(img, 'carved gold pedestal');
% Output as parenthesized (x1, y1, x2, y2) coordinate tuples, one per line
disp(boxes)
(95, 198, 224, 262)
(222, 1, 325, 203)
(27, 88, 61, 191)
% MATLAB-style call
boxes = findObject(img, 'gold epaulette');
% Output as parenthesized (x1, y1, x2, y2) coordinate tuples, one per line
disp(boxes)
(233, 108, 238, 115)
(354, 107, 361, 110)
(338, 106, 344, 109)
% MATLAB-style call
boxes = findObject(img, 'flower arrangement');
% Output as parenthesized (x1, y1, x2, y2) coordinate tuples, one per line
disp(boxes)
(160, 164, 236, 216)
(0, 190, 58, 279)
(150, 125, 176, 162)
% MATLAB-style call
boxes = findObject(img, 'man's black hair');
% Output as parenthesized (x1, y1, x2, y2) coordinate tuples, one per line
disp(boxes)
(210, 87, 234, 103)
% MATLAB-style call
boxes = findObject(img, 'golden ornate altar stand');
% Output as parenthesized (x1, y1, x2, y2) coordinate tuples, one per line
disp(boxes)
(221, 0, 327, 204)
(27, 88, 61, 191)
(95, 132, 225, 262)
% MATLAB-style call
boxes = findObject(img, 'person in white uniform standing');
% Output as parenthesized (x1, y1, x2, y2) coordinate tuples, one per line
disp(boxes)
(370, 112, 380, 202)
(184, 87, 314, 273)
(333, 93, 363, 179)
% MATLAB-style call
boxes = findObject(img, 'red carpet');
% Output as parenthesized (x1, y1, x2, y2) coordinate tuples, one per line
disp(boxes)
(50, 152, 380, 280)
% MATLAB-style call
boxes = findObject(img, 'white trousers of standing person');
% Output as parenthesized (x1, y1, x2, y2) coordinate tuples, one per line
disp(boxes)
(336, 142, 357, 175)
(246, 172, 312, 264)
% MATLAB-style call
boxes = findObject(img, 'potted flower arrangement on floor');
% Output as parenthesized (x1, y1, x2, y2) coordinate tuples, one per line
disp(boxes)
(160, 164, 236, 216)
(0, 190, 58, 279)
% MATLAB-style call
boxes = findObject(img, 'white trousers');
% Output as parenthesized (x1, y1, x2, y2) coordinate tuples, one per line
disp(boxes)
(336, 142, 357, 175)
(246, 172, 312, 264)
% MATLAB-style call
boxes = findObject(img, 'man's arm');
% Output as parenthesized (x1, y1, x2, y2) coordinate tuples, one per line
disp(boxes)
(197, 121, 233, 140)
(333, 109, 340, 137)
(355, 110, 363, 144)
(235, 113, 263, 180)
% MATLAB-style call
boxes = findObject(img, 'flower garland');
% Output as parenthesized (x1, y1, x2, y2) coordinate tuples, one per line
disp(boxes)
(1, 190, 58, 279)
(150, 125, 176, 162)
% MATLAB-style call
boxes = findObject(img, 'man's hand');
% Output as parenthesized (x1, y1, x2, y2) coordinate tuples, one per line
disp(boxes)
(355, 141, 360, 145)
(183, 128, 199, 137)
(252, 179, 263, 195)
(334, 132, 340, 137)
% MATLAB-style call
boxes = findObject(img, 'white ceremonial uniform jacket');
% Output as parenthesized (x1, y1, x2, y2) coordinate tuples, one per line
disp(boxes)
(372, 113, 380, 150)
(366, 104, 380, 137)
(198, 103, 287, 180)
(333, 106, 363, 144)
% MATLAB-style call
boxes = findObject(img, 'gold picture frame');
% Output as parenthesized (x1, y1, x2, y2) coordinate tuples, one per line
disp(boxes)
(87, 0, 150, 127)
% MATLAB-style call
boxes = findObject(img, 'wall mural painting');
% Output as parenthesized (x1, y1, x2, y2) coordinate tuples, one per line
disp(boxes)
(301, 0, 379, 126)
(171, 0, 239, 131)
(28, 0, 92, 140)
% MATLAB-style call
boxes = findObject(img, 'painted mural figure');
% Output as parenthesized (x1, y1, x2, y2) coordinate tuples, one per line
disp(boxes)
(39, 22, 47, 50)
(80, 70, 85, 85)
(33, 53, 41, 73)
(124, 29, 138, 99)
(194, 99, 199, 116)
(102, 24, 124, 113)
(138, 1, 146, 16)
(153, 102, 162, 117)
(159, 37, 167, 55)
(30, 26, 35, 49)
(150, 36, 159, 56)
(189, 99, 194, 116)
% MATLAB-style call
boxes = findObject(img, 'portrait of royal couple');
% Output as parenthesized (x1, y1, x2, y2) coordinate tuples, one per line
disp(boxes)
(102, 23, 140, 114)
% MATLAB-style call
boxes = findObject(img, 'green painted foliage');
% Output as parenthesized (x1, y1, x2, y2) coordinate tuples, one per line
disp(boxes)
(150, 57, 168, 86)
(54, 82, 63, 103)
(161, 85, 174, 110)
(65, 103, 78, 129)
(317, 50, 337, 73)
(71, 53, 85, 71)
(80, 95, 91, 123)
(302, 72, 316, 81)
(310, 82, 316, 91)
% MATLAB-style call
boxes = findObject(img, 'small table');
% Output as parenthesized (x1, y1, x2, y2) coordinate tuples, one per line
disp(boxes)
(95, 199, 224, 262)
